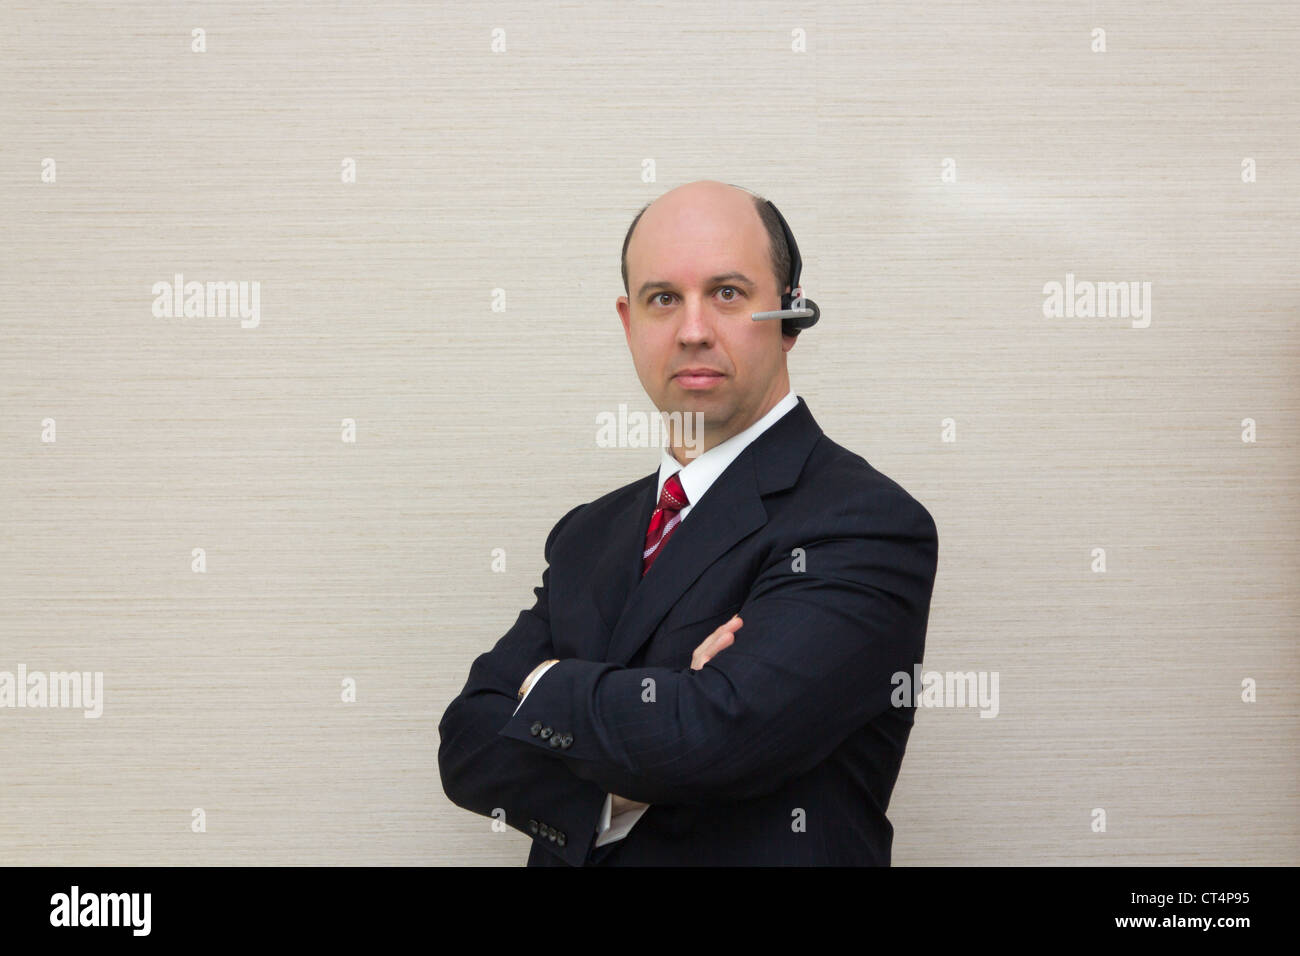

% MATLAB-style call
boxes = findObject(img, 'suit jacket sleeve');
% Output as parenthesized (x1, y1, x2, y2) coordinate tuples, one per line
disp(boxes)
(437, 503, 609, 866)
(497, 485, 939, 807)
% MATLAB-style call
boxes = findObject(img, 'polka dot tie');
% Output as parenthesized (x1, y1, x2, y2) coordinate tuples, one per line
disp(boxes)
(642, 472, 689, 576)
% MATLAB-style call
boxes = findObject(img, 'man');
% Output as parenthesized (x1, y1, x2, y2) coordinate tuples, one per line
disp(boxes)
(438, 180, 938, 865)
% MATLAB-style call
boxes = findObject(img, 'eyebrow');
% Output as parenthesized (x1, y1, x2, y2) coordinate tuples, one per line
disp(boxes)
(636, 272, 757, 300)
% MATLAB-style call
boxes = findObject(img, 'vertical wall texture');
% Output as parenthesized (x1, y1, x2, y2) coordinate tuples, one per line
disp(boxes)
(0, 1, 1295, 864)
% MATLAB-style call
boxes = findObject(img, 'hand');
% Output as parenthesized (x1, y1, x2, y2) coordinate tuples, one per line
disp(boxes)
(691, 615, 742, 671)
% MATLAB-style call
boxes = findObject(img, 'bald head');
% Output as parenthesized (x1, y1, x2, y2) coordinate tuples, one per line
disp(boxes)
(620, 180, 791, 300)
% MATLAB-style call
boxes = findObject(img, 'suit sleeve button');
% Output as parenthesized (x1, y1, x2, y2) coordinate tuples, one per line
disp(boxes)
(529, 721, 543, 736)
(559, 734, 573, 749)
(549, 734, 562, 748)
(557, 832, 567, 847)
(528, 819, 539, 834)
(539, 726, 553, 739)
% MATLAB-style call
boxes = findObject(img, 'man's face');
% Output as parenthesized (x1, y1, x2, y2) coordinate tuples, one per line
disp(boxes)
(617, 187, 796, 455)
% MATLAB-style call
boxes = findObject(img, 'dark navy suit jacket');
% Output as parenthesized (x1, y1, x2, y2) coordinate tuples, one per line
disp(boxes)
(437, 397, 938, 865)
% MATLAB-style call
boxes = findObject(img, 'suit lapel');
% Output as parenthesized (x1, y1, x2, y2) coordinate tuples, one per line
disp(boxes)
(603, 396, 823, 666)
(588, 475, 656, 643)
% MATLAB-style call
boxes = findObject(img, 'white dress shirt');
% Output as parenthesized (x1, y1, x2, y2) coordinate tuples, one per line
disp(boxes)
(515, 387, 800, 850)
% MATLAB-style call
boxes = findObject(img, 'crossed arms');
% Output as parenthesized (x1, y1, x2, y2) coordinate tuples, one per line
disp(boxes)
(437, 489, 938, 862)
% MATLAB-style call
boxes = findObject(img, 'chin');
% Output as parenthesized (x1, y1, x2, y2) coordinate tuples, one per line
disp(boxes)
(672, 391, 721, 411)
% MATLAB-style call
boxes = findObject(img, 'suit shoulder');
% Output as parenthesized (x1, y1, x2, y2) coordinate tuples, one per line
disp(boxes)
(803, 435, 937, 541)
(544, 471, 655, 550)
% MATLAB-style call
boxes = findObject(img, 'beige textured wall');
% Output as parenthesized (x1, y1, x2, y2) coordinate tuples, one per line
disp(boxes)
(0, 1, 1295, 866)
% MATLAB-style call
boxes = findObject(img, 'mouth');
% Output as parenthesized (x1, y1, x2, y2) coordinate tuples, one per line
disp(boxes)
(672, 368, 726, 390)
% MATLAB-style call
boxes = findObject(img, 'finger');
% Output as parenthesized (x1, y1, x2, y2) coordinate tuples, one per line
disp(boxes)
(702, 615, 742, 646)
(691, 615, 744, 669)
(707, 616, 742, 648)
(692, 620, 741, 670)
(703, 631, 735, 662)
(691, 625, 723, 658)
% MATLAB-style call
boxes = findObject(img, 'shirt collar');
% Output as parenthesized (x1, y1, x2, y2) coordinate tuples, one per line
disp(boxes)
(656, 388, 798, 509)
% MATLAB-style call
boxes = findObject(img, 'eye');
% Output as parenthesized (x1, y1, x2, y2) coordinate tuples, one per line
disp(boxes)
(648, 288, 743, 307)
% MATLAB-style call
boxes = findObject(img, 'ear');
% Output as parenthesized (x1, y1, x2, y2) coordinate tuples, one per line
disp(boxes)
(779, 284, 801, 352)
(616, 295, 631, 343)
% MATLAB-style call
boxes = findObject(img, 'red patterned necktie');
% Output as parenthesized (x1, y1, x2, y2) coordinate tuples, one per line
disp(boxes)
(642, 472, 689, 576)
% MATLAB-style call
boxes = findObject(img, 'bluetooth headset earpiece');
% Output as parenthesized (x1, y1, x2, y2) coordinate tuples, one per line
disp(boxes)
(750, 199, 820, 337)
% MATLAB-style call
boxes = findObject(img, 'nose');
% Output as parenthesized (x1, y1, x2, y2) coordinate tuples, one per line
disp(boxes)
(676, 294, 715, 348)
